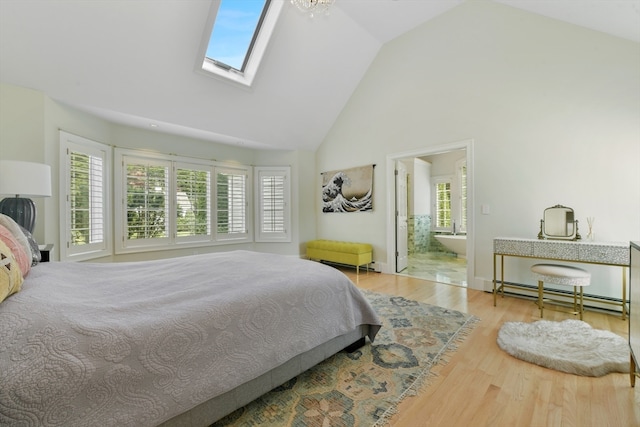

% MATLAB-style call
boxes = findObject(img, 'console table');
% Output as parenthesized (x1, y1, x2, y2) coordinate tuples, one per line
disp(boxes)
(493, 237, 630, 319)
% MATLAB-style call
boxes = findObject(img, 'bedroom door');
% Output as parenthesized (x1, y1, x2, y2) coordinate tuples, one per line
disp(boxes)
(396, 160, 408, 272)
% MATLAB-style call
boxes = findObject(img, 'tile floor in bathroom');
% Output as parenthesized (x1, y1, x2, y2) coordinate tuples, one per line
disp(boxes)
(402, 252, 467, 287)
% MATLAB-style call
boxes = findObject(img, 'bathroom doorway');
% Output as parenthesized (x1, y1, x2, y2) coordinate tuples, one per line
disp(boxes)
(387, 140, 474, 288)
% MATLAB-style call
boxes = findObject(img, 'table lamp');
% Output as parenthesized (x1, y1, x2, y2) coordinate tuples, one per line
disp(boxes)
(0, 160, 52, 233)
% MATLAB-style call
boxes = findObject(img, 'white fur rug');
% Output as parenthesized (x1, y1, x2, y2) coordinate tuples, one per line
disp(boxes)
(497, 319, 629, 377)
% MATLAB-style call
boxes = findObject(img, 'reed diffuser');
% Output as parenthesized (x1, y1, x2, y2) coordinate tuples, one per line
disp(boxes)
(586, 217, 595, 241)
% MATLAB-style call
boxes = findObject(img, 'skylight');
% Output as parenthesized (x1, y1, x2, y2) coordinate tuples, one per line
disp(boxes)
(200, 0, 283, 87)
(206, 0, 268, 71)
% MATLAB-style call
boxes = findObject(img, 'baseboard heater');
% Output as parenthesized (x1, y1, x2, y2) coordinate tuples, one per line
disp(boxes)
(492, 280, 627, 315)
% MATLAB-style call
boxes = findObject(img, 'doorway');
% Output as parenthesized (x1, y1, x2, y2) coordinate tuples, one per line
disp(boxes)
(386, 140, 474, 288)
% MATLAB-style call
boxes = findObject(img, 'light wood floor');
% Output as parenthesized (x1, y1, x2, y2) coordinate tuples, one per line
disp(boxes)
(340, 269, 640, 427)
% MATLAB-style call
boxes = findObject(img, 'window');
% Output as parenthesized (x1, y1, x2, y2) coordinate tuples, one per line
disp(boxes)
(432, 159, 467, 234)
(457, 160, 467, 233)
(215, 166, 250, 241)
(59, 131, 111, 261)
(206, 0, 269, 71)
(176, 163, 211, 242)
(122, 155, 171, 246)
(199, 0, 284, 87)
(255, 166, 290, 242)
(434, 180, 452, 230)
(114, 149, 253, 253)
(64, 144, 291, 256)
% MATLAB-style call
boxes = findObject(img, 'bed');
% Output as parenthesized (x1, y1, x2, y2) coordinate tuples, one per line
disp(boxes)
(0, 249, 381, 427)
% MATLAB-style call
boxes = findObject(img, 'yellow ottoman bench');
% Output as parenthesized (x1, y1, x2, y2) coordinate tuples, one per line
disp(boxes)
(306, 240, 373, 275)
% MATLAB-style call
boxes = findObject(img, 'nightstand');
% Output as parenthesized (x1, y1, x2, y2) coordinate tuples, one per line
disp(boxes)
(39, 244, 54, 262)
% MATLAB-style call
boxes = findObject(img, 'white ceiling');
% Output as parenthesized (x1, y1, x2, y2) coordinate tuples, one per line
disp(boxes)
(1, 0, 638, 151)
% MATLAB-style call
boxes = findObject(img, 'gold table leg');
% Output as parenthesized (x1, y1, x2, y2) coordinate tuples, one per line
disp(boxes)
(622, 266, 628, 320)
(493, 254, 505, 307)
(493, 253, 497, 306)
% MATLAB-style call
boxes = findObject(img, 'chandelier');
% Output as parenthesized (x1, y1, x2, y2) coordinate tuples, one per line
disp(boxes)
(290, 0, 335, 17)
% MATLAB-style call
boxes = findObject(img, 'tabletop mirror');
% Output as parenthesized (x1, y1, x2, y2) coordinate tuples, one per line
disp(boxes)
(537, 204, 581, 241)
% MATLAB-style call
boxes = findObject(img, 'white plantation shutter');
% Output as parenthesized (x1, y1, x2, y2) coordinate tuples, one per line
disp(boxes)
(261, 175, 285, 232)
(255, 167, 290, 242)
(175, 162, 211, 242)
(216, 166, 250, 241)
(71, 152, 104, 243)
(121, 155, 171, 247)
(435, 180, 451, 230)
(458, 161, 467, 233)
(60, 131, 111, 261)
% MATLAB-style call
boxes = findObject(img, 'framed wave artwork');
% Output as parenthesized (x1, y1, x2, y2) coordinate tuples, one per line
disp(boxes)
(321, 164, 374, 213)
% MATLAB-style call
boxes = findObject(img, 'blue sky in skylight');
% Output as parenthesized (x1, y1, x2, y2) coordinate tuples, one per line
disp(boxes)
(206, 0, 267, 70)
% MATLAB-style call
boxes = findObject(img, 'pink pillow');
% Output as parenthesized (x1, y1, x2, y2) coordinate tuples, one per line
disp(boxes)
(0, 224, 30, 277)
(0, 214, 32, 263)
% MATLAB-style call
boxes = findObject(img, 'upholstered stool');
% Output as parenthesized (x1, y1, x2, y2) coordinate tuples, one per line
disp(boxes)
(531, 264, 591, 320)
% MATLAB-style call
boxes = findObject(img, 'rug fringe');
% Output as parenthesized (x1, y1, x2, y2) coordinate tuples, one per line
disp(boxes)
(371, 315, 480, 427)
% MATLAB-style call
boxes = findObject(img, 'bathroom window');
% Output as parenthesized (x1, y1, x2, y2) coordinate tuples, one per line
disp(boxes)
(432, 161, 465, 235)
(434, 179, 452, 230)
(457, 159, 467, 233)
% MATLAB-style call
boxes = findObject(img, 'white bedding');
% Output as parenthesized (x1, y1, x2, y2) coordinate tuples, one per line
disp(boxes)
(0, 250, 381, 426)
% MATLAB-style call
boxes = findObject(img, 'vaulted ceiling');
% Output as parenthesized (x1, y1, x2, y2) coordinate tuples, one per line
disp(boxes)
(1, 0, 638, 151)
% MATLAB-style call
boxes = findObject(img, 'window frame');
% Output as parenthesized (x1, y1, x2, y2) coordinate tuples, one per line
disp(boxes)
(113, 149, 253, 254)
(175, 160, 212, 244)
(456, 159, 467, 234)
(254, 166, 291, 242)
(432, 176, 453, 232)
(198, 0, 285, 87)
(59, 131, 112, 261)
(115, 151, 172, 251)
(214, 165, 252, 242)
(205, 0, 271, 73)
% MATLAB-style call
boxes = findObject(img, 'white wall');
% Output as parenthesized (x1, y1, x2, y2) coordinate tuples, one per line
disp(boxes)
(316, 1, 640, 295)
(0, 84, 46, 241)
(0, 83, 113, 244)
(411, 158, 430, 216)
(422, 150, 465, 179)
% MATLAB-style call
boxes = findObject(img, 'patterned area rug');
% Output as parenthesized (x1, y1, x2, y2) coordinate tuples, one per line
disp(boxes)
(213, 290, 479, 427)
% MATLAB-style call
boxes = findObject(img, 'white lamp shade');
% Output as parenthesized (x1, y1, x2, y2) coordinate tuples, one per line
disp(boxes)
(0, 160, 52, 197)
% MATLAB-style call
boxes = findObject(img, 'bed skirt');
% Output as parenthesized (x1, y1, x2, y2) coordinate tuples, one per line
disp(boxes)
(159, 325, 371, 426)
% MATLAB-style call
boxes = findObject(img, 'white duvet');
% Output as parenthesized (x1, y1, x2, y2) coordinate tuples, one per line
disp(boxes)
(0, 250, 381, 426)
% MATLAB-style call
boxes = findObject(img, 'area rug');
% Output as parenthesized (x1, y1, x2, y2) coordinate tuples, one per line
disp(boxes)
(497, 319, 629, 377)
(212, 290, 479, 427)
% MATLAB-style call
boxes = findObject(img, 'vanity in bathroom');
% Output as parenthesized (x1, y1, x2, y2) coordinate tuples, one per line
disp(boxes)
(493, 205, 630, 319)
